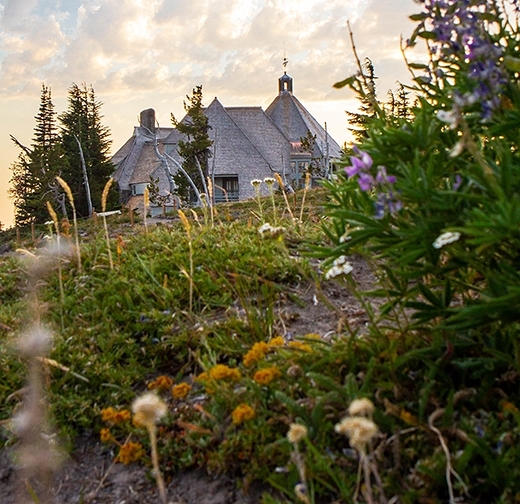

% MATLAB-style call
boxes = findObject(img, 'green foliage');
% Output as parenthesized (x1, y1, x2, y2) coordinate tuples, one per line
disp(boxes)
(171, 85, 213, 202)
(59, 83, 117, 217)
(9, 85, 70, 226)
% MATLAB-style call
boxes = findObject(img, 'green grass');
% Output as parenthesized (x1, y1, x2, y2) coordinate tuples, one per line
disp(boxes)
(1, 188, 520, 503)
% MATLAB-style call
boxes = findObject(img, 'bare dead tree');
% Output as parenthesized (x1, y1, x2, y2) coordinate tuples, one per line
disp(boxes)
(74, 134, 93, 217)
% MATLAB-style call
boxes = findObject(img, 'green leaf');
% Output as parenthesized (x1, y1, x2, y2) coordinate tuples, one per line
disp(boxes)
(333, 75, 357, 89)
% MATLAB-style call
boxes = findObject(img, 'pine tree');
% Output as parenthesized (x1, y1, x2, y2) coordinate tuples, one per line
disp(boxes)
(9, 85, 69, 226)
(345, 58, 379, 142)
(59, 83, 117, 217)
(171, 86, 213, 203)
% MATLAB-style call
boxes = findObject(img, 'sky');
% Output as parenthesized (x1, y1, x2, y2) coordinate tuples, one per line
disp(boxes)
(0, 0, 421, 228)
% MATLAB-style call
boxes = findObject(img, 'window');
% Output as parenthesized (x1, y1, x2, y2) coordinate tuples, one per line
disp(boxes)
(214, 176, 239, 202)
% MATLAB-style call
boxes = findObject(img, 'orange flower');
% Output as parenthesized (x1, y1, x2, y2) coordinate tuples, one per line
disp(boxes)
(148, 375, 174, 390)
(268, 336, 285, 347)
(209, 364, 241, 382)
(172, 382, 192, 399)
(99, 428, 112, 442)
(232, 404, 256, 425)
(101, 406, 116, 422)
(243, 342, 269, 367)
(288, 341, 313, 353)
(253, 366, 281, 386)
(113, 409, 132, 424)
(115, 441, 145, 465)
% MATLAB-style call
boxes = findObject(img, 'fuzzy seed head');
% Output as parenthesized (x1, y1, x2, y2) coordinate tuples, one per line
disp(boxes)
(348, 398, 375, 418)
(287, 423, 308, 444)
(132, 393, 167, 429)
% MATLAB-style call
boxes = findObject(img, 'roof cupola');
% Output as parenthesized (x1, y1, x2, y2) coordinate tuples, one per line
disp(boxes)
(278, 55, 293, 94)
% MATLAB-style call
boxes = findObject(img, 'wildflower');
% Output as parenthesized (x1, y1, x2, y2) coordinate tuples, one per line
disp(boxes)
(268, 336, 285, 347)
(335, 416, 378, 453)
(288, 341, 313, 353)
(115, 441, 145, 465)
(433, 231, 461, 249)
(208, 364, 241, 382)
(243, 341, 270, 367)
(148, 375, 173, 391)
(232, 403, 256, 425)
(113, 409, 132, 424)
(263, 177, 276, 186)
(250, 179, 262, 187)
(294, 482, 310, 503)
(287, 423, 308, 444)
(348, 398, 375, 418)
(172, 382, 192, 399)
(324, 255, 354, 280)
(437, 109, 460, 129)
(132, 392, 168, 429)
(258, 222, 285, 237)
(99, 428, 113, 442)
(101, 407, 116, 422)
(253, 366, 281, 385)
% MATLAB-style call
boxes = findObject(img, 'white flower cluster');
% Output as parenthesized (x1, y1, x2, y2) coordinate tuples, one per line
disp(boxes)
(335, 398, 378, 454)
(433, 231, 461, 249)
(258, 222, 285, 237)
(324, 255, 353, 280)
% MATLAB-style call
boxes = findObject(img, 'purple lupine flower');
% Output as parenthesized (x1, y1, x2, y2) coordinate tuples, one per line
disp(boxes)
(453, 174, 462, 190)
(347, 146, 402, 218)
(358, 173, 375, 192)
(421, 0, 509, 121)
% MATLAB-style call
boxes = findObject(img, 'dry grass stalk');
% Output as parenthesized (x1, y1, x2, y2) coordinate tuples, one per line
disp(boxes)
(56, 176, 82, 272)
(178, 209, 194, 313)
(299, 172, 311, 223)
(274, 173, 295, 222)
(143, 186, 150, 234)
(101, 178, 114, 269)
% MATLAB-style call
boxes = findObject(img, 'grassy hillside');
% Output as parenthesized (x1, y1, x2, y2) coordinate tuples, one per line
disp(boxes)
(1, 188, 519, 503)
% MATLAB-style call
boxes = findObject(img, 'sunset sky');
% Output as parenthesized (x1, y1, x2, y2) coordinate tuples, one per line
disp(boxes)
(0, 0, 420, 227)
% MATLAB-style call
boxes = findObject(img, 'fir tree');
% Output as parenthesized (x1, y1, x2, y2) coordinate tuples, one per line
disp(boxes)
(59, 83, 117, 217)
(171, 86, 213, 203)
(9, 85, 69, 226)
(345, 58, 379, 142)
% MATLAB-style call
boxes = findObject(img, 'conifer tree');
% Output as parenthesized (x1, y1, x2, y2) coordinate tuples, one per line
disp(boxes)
(9, 85, 69, 226)
(59, 83, 117, 216)
(171, 86, 213, 202)
(345, 58, 379, 142)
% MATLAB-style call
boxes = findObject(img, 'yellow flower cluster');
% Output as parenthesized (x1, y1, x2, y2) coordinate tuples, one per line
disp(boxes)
(115, 441, 145, 465)
(147, 375, 173, 390)
(269, 336, 285, 347)
(208, 364, 241, 382)
(232, 403, 256, 425)
(253, 366, 281, 385)
(243, 342, 270, 367)
(172, 382, 192, 399)
(99, 427, 113, 442)
(288, 341, 313, 353)
(100, 407, 132, 424)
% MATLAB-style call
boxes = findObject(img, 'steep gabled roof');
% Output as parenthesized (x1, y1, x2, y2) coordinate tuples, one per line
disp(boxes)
(266, 91, 343, 159)
(225, 106, 289, 172)
(204, 98, 282, 176)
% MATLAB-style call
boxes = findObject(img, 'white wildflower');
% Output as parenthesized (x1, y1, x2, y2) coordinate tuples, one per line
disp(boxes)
(437, 109, 460, 129)
(263, 177, 276, 186)
(348, 398, 375, 418)
(250, 179, 262, 187)
(433, 231, 461, 249)
(335, 416, 378, 453)
(258, 223, 285, 237)
(324, 255, 353, 279)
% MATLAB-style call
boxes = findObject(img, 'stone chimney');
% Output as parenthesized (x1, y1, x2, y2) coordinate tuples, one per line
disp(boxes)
(140, 108, 156, 133)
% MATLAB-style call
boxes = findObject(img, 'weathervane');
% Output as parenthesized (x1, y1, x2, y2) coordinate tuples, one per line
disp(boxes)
(283, 43, 288, 73)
